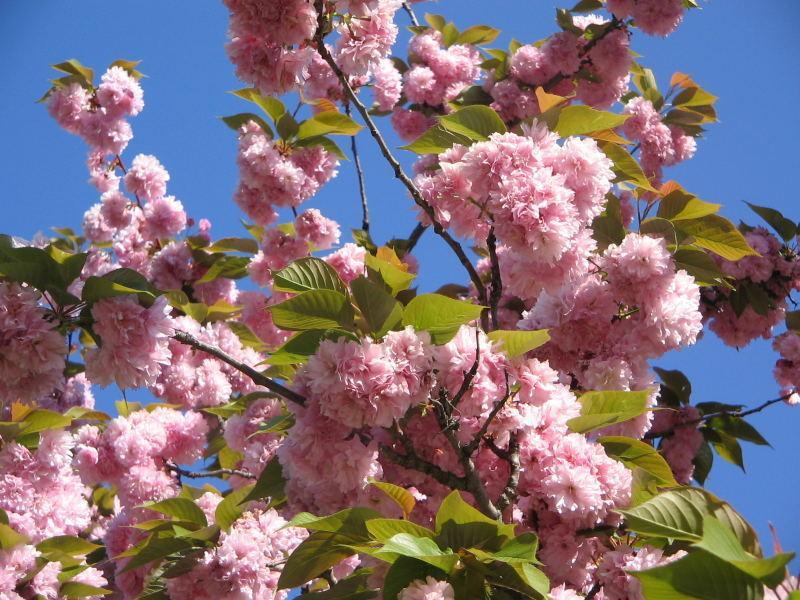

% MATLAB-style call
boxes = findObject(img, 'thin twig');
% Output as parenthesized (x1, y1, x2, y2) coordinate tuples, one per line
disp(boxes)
(167, 461, 256, 480)
(495, 432, 520, 512)
(487, 227, 502, 331)
(645, 394, 791, 440)
(379, 444, 468, 491)
(401, 1, 420, 26)
(313, 2, 489, 329)
(450, 330, 481, 408)
(464, 371, 511, 456)
(345, 104, 370, 232)
(406, 222, 428, 253)
(172, 330, 306, 406)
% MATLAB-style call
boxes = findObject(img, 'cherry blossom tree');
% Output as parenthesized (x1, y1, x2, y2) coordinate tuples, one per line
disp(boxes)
(1, 0, 799, 598)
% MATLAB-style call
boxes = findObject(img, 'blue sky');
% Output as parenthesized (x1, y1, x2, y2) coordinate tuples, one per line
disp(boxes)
(1, 1, 798, 558)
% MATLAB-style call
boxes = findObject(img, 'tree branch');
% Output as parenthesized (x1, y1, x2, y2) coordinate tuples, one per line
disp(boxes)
(464, 371, 511, 456)
(345, 104, 370, 232)
(487, 227, 502, 331)
(312, 2, 489, 328)
(406, 222, 428, 254)
(494, 433, 520, 512)
(166, 461, 256, 481)
(450, 329, 481, 408)
(645, 394, 792, 440)
(172, 330, 306, 406)
(379, 444, 469, 492)
(402, 1, 420, 27)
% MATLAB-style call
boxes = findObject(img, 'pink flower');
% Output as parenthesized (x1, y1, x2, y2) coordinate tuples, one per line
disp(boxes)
(372, 58, 402, 111)
(85, 295, 174, 389)
(295, 208, 341, 250)
(398, 577, 455, 600)
(143, 195, 187, 239)
(96, 66, 144, 119)
(630, 0, 685, 36)
(324, 243, 367, 284)
(0, 283, 66, 403)
(124, 154, 170, 202)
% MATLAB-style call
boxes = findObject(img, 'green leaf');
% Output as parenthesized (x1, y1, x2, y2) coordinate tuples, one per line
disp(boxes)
(434, 491, 515, 541)
(673, 247, 731, 287)
(455, 25, 501, 46)
(599, 436, 678, 486)
(267, 329, 352, 365)
(239, 458, 286, 506)
(269, 290, 355, 331)
(672, 86, 718, 108)
(654, 367, 692, 404)
(294, 135, 348, 160)
(364, 254, 416, 295)
(369, 481, 417, 518)
(658, 189, 721, 221)
(288, 508, 381, 541)
(692, 440, 713, 485)
(402, 294, 484, 344)
(52, 59, 94, 86)
(592, 194, 626, 251)
(82, 268, 160, 304)
(706, 429, 745, 470)
(487, 329, 550, 358)
(366, 519, 435, 543)
(351, 277, 403, 337)
(438, 105, 507, 141)
(706, 415, 770, 447)
(231, 88, 286, 121)
(221, 113, 274, 137)
(675, 215, 758, 261)
(273, 257, 347, 294)
(214, 485, 255, 531)
(600, 142, 658, 193)
(307, 569, 377, 600)
(205, 237, 260, 254)
(424, 14, 446, 31)
(37, 536, 102, 557)
(59, 582, 112, 598)
(619, 489, 705, 541)
(694, 516, 793, 587)
(634, 549, 764, 600)
(745, 202, 797, 241)
(297, 111, 363, 139)
(376, 533, 459, 572)
(119, 536, 193, 572)
(400, 124, 473, 155)
(0, 523, 28, 549)
(195, 256, 250, 284)
(485, 532, 540, 563)
(279, 531, 359, 589)
(143, 498, 208, 527)
(567, 390, 652, 434)
(555, 105, 629, 137)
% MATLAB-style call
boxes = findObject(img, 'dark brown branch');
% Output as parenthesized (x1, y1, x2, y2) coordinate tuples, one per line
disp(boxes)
(487, 227, 502, 331)
(402, 1, 420, 27)
(379, 444, 468, 491)
(406, 222, 428, 254)
(345, 104, 370, 232)
(313, 2, 489, 329)
(172, 330, 306, 406)
(464, 371, 511, 456)
(440, 424, 501, 519)
(167, 461, 256, 481)
(451, 330, 481, 408)
(495, 433, 520, 512)
(645, 394, 791, 440)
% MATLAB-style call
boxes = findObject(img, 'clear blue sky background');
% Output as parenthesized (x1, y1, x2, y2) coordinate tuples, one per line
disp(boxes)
(1, 1, 798, 560)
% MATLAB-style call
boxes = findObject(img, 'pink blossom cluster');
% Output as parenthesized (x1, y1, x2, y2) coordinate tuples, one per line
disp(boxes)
(166, 507, 307, 599)
(334, 1, 402, 78)
(48, 66, 142, 155)
(607, 0, 686, 37)
(486, 15, 631, 122)
(595, 544, 684, 599)
(0, 282, 66, 404)
(621, 97, 696, 179)
(372, 58, 403, 111)
(323, 242, 368, 283)
(417, 125, 611, 256)
(702, 228, 800, 348)
(235, 121, 339, 224)
(296, 326, 433, 428)
(238, 290, 293, 349)
(38, 373, 96, 413)
(403, 30, 481, 108)
(152, 316, 265, 408)
(650, 405, 703, 483)
(248, 209, 340, 288)
(398, 576, 455, 600)
(73, 407, 208, 507)
(0, 430, 92, 542)
(21, 557, 108, 600)
(224, 396, 285, 480)
(521, 234, 702, 437)
(85, 295, 174, 389)
(773, 332, 800, 397)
